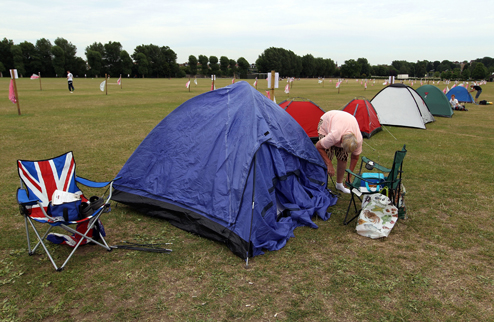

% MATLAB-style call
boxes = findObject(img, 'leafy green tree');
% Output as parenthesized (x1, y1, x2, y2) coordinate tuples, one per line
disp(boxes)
(478, 56, 494, 69)
(134, 53, 148, 77)
(10, 45, 25, 76)
(461, 68, 470, 80)
(86, 50, 102, 77)
(433, 61, 440, 72)
(237, 57, 249, 78)
(160, 46, 178, 77)
(256, 47, 283, 74)
(471, 62, 487, 79)
(357, 58, 371, 77)
(0, 61, 5, 76)
(415, 61, 427, 78)
(220, 56, 229, 75)
(321, 58, 336, 77)
(229, 59, 236, 77)
(340, 59, 361, 78)
(188, 55, 198, 75)
(85, 42, 104, 76)
(120, 50, 133, 76)
(19, 41, 42, 76)
(104, 41, 123, 76)
(301, 54, 315, 77)
(0, 38, 14, 70)
(441, 70, 451, 80)
(51, 45, 65, 77)
(35, 38, 54, 76)
(133, 44, 159, 77)
(451, 68, 461, 79)
(209, 56, 219, 75)
(54, 37, 78, 74)
(73, 57, 87, 77)
(198, 55, 209, 75)
(314, 57, 325, 77)
(85, 42, 105, 56)
(132, 44, 177, 77)
(391, 60, 412, 75)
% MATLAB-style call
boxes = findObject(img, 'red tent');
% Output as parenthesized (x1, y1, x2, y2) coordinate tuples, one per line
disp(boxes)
(341, 98, 382, 138)
(279, 98, 325, 142)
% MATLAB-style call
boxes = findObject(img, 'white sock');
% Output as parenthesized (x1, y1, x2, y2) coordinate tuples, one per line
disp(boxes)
(336, 182, 350, 194)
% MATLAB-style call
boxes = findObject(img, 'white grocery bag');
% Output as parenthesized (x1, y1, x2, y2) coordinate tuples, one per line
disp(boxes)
(356, 193, 399, 239)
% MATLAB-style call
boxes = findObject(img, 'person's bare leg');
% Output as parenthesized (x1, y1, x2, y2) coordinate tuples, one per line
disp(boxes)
(335, 159, 350, 193)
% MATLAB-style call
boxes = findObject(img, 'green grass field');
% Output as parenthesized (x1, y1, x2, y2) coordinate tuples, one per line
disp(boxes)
(1, 76, 493, 321)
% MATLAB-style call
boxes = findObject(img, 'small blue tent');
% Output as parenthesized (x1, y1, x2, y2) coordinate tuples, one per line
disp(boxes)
(446, 86, 474, 103)
(112, 81, 336, 259)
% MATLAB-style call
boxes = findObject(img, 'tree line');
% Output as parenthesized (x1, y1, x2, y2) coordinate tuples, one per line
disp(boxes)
(1, 37, 493, 80)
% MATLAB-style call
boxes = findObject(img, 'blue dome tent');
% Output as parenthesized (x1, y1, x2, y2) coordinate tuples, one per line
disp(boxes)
(445, 86, 474, 103)
(112, 81, 336, 259)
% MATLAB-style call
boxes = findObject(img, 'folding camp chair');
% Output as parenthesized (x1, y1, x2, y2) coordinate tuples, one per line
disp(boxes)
(16, 151, 117, 271)
(343, 145, 407, 225)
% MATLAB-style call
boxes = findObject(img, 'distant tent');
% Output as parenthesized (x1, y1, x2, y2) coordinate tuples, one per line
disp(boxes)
(416, 84, 454, 117)
(370, 83, 435, 129)
(341, 97, 382, 138)
(445, 86, 474, 103)
(112, 82, 337, 259)
(279, 98, 325, 142)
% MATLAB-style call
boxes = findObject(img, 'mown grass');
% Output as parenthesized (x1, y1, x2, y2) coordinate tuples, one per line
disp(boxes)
(1, 76, 493, 321)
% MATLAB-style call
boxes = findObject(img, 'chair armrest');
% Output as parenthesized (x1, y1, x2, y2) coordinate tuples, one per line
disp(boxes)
(76, 176, 119, 188)
(361, 156, 392, 173)
(17, 188, 38, 205)
(345, 169, 387, 189)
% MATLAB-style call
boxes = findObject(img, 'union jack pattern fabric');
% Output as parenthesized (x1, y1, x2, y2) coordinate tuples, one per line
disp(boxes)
(18, 152, 84, 220)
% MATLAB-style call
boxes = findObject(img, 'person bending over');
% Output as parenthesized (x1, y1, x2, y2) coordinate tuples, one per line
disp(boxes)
(470, 85, 482, 104)
(316, 110, 363, 194)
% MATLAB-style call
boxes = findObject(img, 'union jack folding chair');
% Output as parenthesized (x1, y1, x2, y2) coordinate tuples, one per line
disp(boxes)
(16, 151, 117, 271)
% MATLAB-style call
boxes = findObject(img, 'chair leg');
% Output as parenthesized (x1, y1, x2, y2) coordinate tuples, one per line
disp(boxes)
(343, 192, 362, 225)
(26, 218, 60, 271)
(24, 216, 32, 255)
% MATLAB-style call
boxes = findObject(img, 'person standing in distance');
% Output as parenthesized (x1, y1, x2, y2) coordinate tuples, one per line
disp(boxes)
(470, 84, 482, 104)
(67, 70, 74, 93)
(315, 110, 363, 194)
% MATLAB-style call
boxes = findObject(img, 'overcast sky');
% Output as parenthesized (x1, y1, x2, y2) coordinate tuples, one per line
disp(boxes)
(3, 0, 493, 66)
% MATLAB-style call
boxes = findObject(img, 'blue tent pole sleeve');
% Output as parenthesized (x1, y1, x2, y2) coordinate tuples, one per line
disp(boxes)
(245, 151, 257, 268)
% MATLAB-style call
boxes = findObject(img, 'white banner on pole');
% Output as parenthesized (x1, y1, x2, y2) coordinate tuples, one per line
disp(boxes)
(267, 73, 279, 89)
(10, 69, 18, 79)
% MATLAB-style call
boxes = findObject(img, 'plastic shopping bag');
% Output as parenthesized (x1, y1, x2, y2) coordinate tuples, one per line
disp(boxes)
(356, 193, 399, 239)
